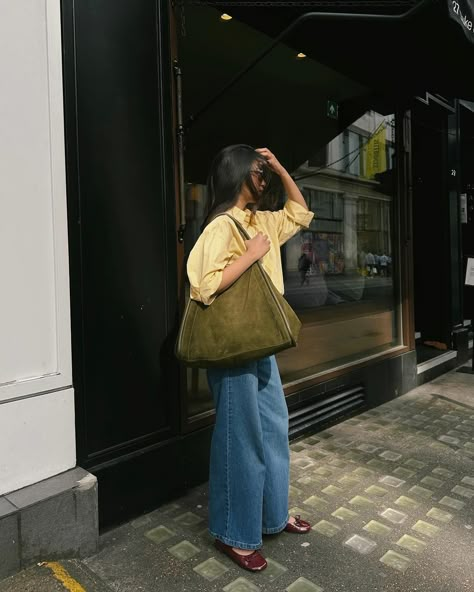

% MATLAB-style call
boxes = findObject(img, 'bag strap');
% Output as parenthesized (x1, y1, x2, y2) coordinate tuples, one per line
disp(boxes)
(212, 212, 252, 241)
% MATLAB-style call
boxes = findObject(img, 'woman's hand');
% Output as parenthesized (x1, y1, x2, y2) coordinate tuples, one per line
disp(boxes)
(245, 231, 271, 261)
(255, 147, 286, 177)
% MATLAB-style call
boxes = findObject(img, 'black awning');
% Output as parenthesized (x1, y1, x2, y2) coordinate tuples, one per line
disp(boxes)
(193, 0, 474, 102)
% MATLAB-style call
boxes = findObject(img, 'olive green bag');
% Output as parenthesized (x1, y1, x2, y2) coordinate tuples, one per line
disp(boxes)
(175, 214, 301, 368)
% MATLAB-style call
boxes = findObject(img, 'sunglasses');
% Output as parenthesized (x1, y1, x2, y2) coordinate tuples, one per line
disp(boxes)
(250, 167, 266, 181)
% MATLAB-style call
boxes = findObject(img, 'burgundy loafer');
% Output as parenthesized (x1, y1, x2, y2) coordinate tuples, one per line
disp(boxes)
(284, 515, 311, 534)
(214, 539, 267, 571)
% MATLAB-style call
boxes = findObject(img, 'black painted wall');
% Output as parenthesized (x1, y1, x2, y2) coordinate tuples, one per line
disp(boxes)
(62, 1, 180, 473)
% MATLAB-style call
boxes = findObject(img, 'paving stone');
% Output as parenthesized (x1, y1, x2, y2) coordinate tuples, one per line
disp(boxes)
(432, 467, 455, 478)
(173, 512, 203, 527)
(408, 485, 433, 499)
(289, 485, 304, 499)
(367, 459, 388, 471)
(364, 520, 392, 536)
(328, 458, 348, 468)
(379, 451, 402, 462)
(145, 525, 176, 544)
(420, 476, 444, 488)
(313, 467, 335, 477)
(439, 496, 466, 510)
(193, 557, 229, 581)
(321, 485, 344, 496)
(303, 496, 329, 510)
(332, 507, 359, 521)
(351, 467, 375, 478)
(461, 476, 474, 486)
(356, 443, 380, 453)
(393, 467, 416, 479)
(395, 496, 420, 510)
(441, 414, 460, 422)
(380, 508, 408, 524)
(344, 534, 377, 554)
(451, 485, 474, 499)
(447, 430, 467, 439)
(379, 476, 405, 488)
(318, 432, 334, 439)
(315, 447, 334, 456)
(349, 496, 375, 508)
(337, 476, 360, 488)
(297, 476, 323, 488)
(380, 550, 411, 573)
(291, 444, 307, 453)
(262, 558, 288, 581)
(167, 540, 200, 560)
(223, 577, 260, 592)
(286, 577, 324, 592)
(412, 521, 441, 537)
(307, 451, 330, 462)
(364, 424, 382, 432)
(438, 435, 460, 445)
(426, 508, 454, 523)
(293, 457, 315, 470)
(404, 459, 426, 469)
(396, 534, 427, 553)
(365, 485, 389, 498)
(312, 520, 341, 537)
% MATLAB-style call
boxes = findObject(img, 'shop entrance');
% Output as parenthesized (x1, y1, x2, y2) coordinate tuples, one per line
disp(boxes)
(411, 99, 459, 371)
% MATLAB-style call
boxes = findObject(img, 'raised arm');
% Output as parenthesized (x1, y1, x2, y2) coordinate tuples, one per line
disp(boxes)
(255, 147, 309, 210)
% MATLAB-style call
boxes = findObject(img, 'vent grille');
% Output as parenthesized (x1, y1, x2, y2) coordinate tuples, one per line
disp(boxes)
(289, 385, 365, 439)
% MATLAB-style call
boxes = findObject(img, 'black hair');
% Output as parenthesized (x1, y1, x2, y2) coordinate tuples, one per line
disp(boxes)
(202, 144, 278, 230)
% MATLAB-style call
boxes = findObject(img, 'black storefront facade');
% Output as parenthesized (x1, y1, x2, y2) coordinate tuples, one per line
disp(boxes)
(60, 0, 474, 529)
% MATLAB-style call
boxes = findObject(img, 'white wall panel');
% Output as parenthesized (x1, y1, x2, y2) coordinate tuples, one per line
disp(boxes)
(0, 0, 72, 401)
(0, 388, 76, 495)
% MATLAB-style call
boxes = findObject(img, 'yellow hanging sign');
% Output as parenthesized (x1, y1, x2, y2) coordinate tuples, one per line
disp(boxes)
(364, 125, 387, 179)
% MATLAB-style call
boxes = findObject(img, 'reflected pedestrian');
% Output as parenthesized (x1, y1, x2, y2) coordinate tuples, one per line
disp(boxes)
(298, 253, 311, 286)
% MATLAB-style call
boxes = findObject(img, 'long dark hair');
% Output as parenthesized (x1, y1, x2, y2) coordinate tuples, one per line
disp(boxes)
(202, 144, 277, 230)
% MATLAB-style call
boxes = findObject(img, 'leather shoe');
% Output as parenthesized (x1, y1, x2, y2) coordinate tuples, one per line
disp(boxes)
(214, 539, 267, 571)
(284, 515, 311, 534)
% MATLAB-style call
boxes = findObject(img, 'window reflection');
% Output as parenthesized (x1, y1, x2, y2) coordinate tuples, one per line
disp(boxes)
(278, 112, 398, 383)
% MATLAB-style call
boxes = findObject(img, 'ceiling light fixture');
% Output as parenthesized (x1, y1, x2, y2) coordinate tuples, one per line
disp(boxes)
(220, 13, 232, 21)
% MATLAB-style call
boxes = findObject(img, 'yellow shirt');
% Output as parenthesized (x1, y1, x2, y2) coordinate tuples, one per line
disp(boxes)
(187, 200, 314, 305)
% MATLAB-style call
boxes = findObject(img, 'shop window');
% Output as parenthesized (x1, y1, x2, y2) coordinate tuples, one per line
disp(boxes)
(178, 4, 401, 416)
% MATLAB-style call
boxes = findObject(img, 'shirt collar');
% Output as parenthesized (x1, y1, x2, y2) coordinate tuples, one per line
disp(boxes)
(228, 206, 252, 225)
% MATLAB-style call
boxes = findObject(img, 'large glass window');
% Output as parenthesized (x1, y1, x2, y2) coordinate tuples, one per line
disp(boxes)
(277, 112, 398, 384)
(178, 5, 401, 416)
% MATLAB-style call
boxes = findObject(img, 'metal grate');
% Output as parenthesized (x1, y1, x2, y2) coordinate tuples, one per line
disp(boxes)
(288, 385, 366, 439)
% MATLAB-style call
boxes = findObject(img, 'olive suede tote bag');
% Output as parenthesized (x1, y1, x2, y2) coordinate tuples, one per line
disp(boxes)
(175, 214, 301, 368)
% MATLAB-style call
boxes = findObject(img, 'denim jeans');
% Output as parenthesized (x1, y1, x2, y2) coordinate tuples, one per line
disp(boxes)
(207, 355, 290, 550)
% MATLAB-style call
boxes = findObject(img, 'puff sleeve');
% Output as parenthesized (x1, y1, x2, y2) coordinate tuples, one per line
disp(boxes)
(266, 200, 314, 245)
(187, 223, 233, 306)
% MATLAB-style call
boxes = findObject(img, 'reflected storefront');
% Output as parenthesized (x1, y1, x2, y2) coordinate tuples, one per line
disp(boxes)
(179, 4, 403, 418)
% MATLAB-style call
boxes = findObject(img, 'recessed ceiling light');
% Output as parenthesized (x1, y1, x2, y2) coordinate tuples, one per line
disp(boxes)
(220, 13, 232, 21)
(296, 52, 306, 59)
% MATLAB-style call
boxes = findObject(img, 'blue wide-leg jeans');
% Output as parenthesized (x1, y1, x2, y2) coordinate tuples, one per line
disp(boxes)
(207, 355, 290, 550)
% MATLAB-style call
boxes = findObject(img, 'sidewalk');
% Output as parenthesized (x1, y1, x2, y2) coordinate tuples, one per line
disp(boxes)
(2, 362, 473, 592)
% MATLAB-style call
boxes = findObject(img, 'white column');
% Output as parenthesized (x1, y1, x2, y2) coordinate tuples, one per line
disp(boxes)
(343, 193, 359, 273)
(0, 1, 75, 494)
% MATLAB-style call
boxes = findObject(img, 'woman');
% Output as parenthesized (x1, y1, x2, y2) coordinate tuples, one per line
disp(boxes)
(187, 144, 314, 572)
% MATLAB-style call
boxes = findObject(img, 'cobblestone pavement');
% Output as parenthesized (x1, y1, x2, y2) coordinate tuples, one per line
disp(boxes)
(2, 366, 473, 592)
